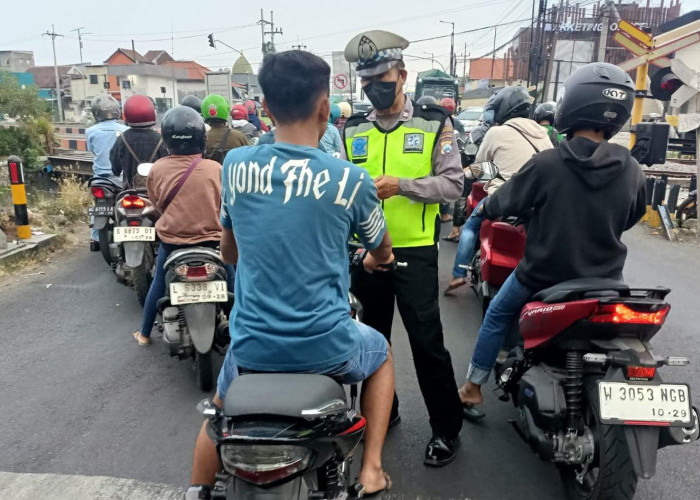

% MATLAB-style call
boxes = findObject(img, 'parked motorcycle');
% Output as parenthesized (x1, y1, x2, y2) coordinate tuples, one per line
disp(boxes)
(494, 279, 699, 499)
(112, 165, 159, 306)
(676, 189, 696, 227)
(87, 176, 122, 266)
(194, 244, 404, 498)
(157, 245, 233, 391)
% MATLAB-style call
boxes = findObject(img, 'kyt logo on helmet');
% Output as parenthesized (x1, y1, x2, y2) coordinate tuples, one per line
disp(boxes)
(602, 88, 628, 100)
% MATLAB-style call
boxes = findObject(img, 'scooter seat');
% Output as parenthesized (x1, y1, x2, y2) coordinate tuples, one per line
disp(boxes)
(164, 247, 222, 269)
(532, 278, 628, 303)
(223, 373, 347, 419)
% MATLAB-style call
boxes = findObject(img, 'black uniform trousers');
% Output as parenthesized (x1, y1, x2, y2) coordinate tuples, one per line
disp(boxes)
(351, 243, 463, 439)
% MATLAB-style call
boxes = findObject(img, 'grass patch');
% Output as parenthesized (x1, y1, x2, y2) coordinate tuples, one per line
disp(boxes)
(35, 176, 92, 225)
(0, 234, 67, 279)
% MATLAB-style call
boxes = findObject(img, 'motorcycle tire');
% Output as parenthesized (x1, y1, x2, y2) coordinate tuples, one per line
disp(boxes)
(676, 196, 696, 227)
(195, 350, 214, 392)
(98, 228, 113, 266)
(132, 245, 154, 307)
(560, 406, 637, 500)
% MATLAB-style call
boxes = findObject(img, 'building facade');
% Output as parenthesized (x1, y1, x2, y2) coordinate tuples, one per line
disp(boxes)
(0, 50, 35, 73)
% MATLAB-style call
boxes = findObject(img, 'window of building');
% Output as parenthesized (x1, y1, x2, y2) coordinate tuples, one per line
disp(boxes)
(89, 75, 98, 84)
(122, 80, 131, 89)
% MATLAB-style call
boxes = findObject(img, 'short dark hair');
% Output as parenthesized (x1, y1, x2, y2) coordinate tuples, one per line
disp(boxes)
(258, 50, 330, 124)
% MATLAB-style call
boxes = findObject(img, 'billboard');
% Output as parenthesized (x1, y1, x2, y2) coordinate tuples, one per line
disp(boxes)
(547, 40, 595, 101)
(205, 71, 233, 104)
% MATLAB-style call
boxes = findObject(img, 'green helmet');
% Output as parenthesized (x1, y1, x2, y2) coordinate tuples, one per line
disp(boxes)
(201, 94, 231, 122)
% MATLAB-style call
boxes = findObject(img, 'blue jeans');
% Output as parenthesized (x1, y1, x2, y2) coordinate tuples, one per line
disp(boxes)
(467, 272, 534, 385)
(452, 198, 487, 278)
(216, 321, 389, 400)
(140, 242, 236, 337)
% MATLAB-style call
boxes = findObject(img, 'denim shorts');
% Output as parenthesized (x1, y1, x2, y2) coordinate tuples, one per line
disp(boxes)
(216, 321, 389, 400)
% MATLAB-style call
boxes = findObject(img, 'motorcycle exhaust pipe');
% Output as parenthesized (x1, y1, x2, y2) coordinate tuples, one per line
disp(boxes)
(659, 407, 700, 448)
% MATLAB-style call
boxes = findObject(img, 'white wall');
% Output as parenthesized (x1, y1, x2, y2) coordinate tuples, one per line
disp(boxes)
(70, 66, 109, 102)
(120, 74, 179, 103)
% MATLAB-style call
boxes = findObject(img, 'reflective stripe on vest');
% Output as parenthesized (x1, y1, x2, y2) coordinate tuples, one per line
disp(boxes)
(345, 117, 440, 248)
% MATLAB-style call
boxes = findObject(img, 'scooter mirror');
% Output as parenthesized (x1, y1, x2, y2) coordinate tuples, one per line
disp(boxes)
(196, 398, 218, 417)
(464, 143, 478, 156)
(137, 163, 154, 177)
(468, 161, 500, 181)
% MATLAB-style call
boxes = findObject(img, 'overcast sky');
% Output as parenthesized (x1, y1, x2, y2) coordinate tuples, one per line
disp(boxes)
(3, 0, 700, 86)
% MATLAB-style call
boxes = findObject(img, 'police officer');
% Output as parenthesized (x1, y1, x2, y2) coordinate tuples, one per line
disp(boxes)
(343, 30, 464, 466)
(200, 94, 248, 163)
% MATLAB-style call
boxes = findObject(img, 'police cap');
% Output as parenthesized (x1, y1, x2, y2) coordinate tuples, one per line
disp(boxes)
(344, 30, 409, 77)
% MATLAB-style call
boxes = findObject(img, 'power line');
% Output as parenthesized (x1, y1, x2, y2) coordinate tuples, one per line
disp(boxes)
(409, 17, 532, 44)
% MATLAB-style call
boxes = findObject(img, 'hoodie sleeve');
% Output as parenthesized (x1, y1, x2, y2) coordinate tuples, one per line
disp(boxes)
(625, 159, 647, 230)
(483, 158, 542, 219)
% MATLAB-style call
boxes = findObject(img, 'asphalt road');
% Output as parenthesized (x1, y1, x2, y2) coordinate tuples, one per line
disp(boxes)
(0, 224, 698, 499)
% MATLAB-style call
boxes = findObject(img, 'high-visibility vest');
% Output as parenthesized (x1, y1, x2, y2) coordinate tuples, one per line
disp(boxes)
(344, 105, 447, 248)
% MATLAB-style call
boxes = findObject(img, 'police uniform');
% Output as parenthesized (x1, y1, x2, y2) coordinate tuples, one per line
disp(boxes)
(344, 30, 464, 447)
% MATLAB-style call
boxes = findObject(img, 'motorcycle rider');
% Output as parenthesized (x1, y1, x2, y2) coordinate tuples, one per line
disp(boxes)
(319, 102, 343, 155)
(458, 62, 646, 417)
(229, 104, 259, 143)
(343, 30, 464, 465)
(334, 101, 352, 132)
(201, 94, 248, 163)
(244, 99, 269, 132)
(445, 86, 553, 296)
(86, 94, 128, 251)
(534, 101, 564, 145)
(439, 97, 467, 230)
(181, 95, 202, 114)
(188, 49, 395, 497)
(110, 95, 168, 189)
(132, 106, 235, 347)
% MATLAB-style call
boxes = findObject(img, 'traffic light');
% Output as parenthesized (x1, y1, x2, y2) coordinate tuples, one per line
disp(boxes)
(650, 67, 683, 101)
(208, 33, 215, 48)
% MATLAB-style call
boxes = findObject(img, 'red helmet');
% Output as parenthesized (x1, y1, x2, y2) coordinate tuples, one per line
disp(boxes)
(123, 95, 156, 127)
(231, 104, 248, 120)
(244, 100, 256, 114)
(439, 97, 456, 114)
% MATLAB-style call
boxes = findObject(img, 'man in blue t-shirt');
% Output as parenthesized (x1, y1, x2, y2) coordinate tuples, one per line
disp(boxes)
(188, 51, 396, 498)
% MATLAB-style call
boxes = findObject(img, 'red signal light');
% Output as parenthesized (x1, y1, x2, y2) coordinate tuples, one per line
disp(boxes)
(626, 366, 656, 379)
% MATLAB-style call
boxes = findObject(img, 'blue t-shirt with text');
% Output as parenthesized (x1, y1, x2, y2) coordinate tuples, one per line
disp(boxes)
(221, 143, 386, 372)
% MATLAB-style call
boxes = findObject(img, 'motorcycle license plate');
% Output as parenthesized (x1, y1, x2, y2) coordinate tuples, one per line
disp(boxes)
(113, 226, 155, 242)
(170, 281, 228, 305)
(88, 205, 113, 216)
(598, 381, 692, 426)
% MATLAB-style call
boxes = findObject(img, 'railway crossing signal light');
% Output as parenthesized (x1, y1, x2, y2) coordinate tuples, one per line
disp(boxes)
(208, 34, 215, 48)
(650, 67, 684, 101)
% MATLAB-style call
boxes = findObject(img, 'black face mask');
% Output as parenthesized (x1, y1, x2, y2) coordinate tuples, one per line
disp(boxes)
(364, 80, 398, 111)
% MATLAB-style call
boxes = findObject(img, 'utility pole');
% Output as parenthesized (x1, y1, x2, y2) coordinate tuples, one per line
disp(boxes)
(43, 25, 64, 122)
(292, 37, 307, 50)
(490, 26, 497, 80)
(424, 51, 436, 69)
(597, 0, 611, 62)
(259, 9, 283, 56)
(71, 27, 90, 113)
(440, 20, 455, 76)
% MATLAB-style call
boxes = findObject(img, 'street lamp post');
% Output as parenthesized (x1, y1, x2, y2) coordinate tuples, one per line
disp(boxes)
(440, 20, 455, 76)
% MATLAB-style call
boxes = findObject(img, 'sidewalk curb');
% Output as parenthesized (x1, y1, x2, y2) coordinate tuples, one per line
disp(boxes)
(0, 233, 60, 265)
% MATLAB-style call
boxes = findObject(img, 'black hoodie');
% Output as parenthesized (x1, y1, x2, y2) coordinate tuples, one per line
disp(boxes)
(483, 136, 646, 291)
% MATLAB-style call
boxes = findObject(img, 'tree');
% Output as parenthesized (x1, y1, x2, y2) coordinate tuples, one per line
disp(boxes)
(0, 70, 50, 119)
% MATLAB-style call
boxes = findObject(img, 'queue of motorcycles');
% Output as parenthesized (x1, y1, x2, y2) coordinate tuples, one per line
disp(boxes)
(454, 143, 699, 499)
(88, 163, 231, 391)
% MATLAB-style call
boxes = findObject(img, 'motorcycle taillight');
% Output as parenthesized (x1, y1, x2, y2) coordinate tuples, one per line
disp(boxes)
(591, 303, 670, 325)
(91, 187, 105, 199)
(220, 444, 312, 486)
(122, 195, 145, 209)
(174, 263, 217, 281)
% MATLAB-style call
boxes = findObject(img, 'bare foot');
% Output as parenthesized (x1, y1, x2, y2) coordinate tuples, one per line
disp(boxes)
(458, 382, 483, 406)
(444, 276, 468, 294)
(358, 467, 391, 495)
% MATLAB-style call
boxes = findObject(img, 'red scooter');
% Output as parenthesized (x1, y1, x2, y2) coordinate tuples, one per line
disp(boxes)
(494, 278, 699, 499)
(463, 162, 527, 315)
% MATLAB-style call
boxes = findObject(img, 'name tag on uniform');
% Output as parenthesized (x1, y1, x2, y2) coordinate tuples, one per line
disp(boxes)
(352, 137, 368, 157)
(403, 133, 424, 153)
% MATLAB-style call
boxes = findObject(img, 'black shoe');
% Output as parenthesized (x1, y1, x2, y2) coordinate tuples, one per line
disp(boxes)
(89, 240, 100, 252)
(424, 435, 460, 467)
